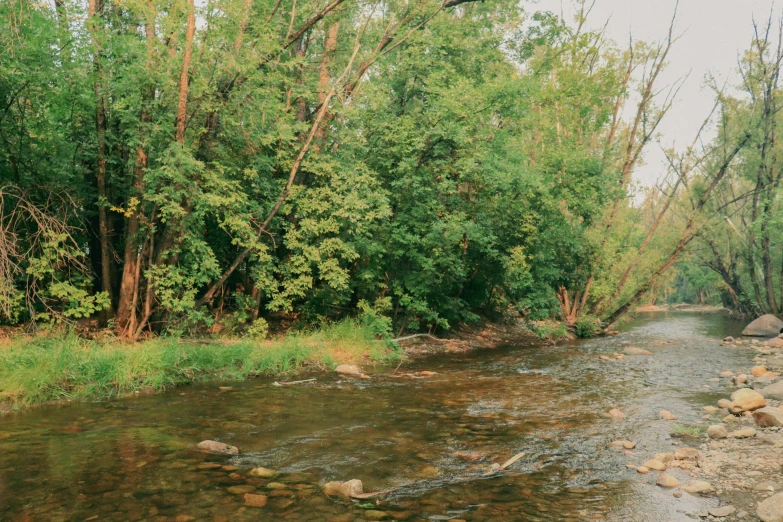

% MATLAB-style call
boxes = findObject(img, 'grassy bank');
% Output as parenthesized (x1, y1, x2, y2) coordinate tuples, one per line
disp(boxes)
(0, 319, 401, 409)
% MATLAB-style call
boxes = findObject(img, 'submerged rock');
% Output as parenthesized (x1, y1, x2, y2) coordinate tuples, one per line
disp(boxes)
(608, 408, 625, 419)
(243, 493, 268, 507)
(623, 347, 652, 355)
(743, 314, 783, 337)
(718, 399, 732, 409)
(324, 479, 363, 498)
(659, 410, 677, 421)
(197, 440, 239, 455)
(708, 506, 736, 518)
(249, 467, 277, 478)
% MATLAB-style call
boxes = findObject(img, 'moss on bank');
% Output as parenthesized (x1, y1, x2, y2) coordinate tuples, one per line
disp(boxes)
(0, 318, 401, 409)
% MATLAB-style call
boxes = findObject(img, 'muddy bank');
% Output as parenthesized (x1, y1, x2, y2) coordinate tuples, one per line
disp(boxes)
(397, 319, 546, 357)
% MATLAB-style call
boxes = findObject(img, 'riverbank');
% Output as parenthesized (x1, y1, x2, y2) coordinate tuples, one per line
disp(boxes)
(0, 318, 401, 411)
(612, 333, 783, 520)
(0, 317, 552, 412)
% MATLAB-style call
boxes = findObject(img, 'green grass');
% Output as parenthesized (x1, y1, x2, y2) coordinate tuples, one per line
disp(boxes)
(0, 318, 402, 408)
(671, 424, 705, 437)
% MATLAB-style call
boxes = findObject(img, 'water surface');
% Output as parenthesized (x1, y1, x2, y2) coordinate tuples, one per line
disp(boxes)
(0, 312, 753, 521)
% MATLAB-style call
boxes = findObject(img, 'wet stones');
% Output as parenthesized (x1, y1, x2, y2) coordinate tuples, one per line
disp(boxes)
(708, 505, 736, 518)
(623, 347, 652, 355)
(682, 480, 714, 495)
(753, 366, 770, 377)
(720, 370, 734, 378)
(703, 406, 719, 414)
(729, 389, 767, 413)
(335, 365, 369, 378)
(758, 492, 783, 522)
(654, 453, 675, 463)
(707, 425, 728, 439)
(607, 408, 625, 419)
(659, 410, 677, 421)
(249, 467, 277, 478)
(754, 407, 783, 427)
(609, 440, 635, 449)
(657, 473, 680, 488)
(642, 459, 666, 471)
(227, 485, 256, 495)
(323, 479, 363, 499)
(243, 493, 268, 507)
(197, 440, 239, 455)
(718, 399, 733, 409)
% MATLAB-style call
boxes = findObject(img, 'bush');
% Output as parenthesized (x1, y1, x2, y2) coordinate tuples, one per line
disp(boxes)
(575, 315, 602, 338)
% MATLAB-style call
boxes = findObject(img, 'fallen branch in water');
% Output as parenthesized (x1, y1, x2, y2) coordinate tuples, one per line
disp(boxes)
(377, 334, 452, 343)
(273, 378, 317, 386)
(482, 452, 525, 476)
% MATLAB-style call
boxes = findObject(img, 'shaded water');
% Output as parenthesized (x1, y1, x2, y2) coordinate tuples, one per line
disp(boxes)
(0, 312, 754, 521)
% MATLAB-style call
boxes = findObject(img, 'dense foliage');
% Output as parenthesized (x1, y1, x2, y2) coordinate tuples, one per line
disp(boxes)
(5, 0, 754, 337)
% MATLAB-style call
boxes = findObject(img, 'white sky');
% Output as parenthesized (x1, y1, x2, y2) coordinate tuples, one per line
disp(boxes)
(533, 0, 780, 190)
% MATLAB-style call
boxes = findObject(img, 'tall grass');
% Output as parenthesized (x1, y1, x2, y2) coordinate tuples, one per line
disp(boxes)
(0, 318, 401, 408)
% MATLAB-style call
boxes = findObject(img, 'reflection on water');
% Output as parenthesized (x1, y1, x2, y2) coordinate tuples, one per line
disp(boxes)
(0, 312, 751, 521)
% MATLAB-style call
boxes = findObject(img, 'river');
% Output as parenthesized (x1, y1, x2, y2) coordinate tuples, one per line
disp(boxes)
(0, 312, 753, 521)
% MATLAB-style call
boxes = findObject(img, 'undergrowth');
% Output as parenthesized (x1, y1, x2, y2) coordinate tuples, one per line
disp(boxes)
(0, 318, 401, 408)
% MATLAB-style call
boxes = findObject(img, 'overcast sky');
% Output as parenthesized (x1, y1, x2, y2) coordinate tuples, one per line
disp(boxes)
(533, 0, 780, 190)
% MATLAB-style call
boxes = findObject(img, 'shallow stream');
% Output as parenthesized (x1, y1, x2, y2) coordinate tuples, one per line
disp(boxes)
(0, 312, 755, 521)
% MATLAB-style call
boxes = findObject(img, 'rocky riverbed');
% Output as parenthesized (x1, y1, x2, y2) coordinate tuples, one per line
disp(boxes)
(1, 311, 782, 521)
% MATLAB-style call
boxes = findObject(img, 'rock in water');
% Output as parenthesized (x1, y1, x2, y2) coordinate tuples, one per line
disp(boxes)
(643, 459, 666, 471)
(708, 506, 736, 518)
(335, 364, 366, 377)
(753, 366, 769, 377)
(743, 314, 783, 337)
(729, 389, 767, 413)
(608, 408, 625, 419)
(659, 410, 677, 420)
(703, 406, 719, 414)
(623, 347, 652, 355)
(197, 440, 239, 455)
(682, 481, 714, 495)
(249, 467, 277, 478)
(768, 338, 783, 349)
(243, 494, 268, 507)
(758, 492, 783, 522)
(657, 473, 680, 488)
(718, 399, 732, 409)
(761, 381, 783, 400)
(707, 425, 728, 439)
(324, 479, 363, 498)
(754, 407, 783, 427)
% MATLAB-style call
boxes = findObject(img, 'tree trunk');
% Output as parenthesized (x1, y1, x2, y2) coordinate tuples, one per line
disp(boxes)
(87, 0, 114, 317)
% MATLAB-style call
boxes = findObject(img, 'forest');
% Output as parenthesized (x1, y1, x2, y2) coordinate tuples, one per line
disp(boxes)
(2, 0, 783, 343)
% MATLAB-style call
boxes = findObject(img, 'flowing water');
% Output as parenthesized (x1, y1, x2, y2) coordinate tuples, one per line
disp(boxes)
(0, 312, 756, 521)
